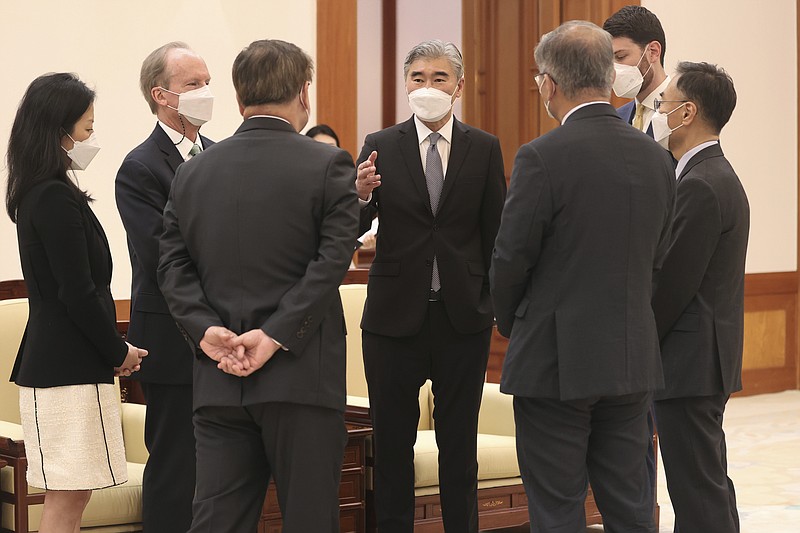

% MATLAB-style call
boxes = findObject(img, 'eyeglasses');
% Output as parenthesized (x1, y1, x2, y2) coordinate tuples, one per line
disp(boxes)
(534, 72, 555, 88)
(654, 99, 689, 111)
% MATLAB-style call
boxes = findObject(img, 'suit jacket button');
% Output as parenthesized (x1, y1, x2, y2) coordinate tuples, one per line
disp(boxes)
(426, 259, 432, 266)
(433, 224, 439, 231)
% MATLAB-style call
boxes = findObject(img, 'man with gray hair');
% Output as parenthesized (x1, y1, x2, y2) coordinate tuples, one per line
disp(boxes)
(115, 41, 213, 533)
(356, 39, 506, 532)
(490, 21, 675, 532)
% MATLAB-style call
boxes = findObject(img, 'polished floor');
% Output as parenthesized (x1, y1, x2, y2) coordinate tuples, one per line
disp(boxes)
(487, 390, 800, 533)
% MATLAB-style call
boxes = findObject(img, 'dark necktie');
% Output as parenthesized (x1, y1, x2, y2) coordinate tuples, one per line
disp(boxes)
(426, 132, 443, 292)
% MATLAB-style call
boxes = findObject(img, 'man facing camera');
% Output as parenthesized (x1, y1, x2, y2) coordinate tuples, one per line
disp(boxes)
(491, 21, 675, 533)
(652, 62, 748, 533)
(356, 40, 506, 532)
(158, 39, 359, 532)
(115, 41, 213, 533)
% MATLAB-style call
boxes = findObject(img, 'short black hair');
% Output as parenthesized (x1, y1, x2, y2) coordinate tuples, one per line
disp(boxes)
(603, 5, 667, 67)
(675, 62, 737, 134)
(305, 124, 340, 146)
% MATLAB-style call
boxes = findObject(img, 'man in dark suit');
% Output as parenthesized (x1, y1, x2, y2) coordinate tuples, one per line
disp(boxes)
(116, 42, 213, 533)
(652, 62, 748, 533)
(355, 40, 506, 532)
(490, 21, 675, 533)
(604, 6, 670, 143)
(115, 42, 213, 533)
(157, 39, 358, 532)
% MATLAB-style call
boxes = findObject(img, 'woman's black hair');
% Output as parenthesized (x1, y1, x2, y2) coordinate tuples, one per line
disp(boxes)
(6, 72, 95, 222)
(305, 124, 340, 147)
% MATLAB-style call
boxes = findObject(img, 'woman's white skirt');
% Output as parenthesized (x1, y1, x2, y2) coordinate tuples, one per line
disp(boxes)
(19, 383, 128, 490)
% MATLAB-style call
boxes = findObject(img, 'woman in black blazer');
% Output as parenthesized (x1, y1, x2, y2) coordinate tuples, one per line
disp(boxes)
(5, 73, 147, 533)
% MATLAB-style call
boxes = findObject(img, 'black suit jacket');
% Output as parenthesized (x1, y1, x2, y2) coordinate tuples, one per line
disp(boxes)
(157, 117, 359, 411)
(11, 179, 128, 387)
(491, 103, 676, 401)
(115, 124, 213, 384)
(652, 144, 749, 399)
(356, 116, 506, 337)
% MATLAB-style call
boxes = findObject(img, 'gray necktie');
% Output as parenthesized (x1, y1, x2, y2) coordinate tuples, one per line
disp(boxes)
(426, 132, 443, 291)
(188, 144, 201, 158)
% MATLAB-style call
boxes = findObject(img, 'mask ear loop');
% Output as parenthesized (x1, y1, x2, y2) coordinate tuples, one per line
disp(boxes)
(160, 87, 187, 146)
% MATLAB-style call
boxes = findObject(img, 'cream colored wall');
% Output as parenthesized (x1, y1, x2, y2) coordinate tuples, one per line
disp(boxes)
(0, 0, 317, 297)
(643, 0, 797, 273)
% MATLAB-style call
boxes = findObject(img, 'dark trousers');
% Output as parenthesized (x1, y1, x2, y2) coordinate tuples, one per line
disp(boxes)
(140, 382, 195, 533)
(189, 402, 347, 533)
(513, 393, 656, 533)
(654, 395, 739, 533)
(363, 301, 491, 533)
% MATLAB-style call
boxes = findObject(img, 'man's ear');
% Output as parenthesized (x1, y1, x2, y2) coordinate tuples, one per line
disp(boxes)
(151, 86, 168, 107)
(454, 76, 465, 99)
(682, 101, 698, 126)
(647, 40, 663, 65)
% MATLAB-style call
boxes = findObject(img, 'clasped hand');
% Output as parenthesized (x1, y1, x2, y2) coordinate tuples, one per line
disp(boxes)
(115, 342, 149, 377)
(200, 326, 281, 377)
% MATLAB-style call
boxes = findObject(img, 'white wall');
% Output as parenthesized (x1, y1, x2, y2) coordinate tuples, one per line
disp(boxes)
(357, 0, 383, 147)
(0, 0, 317, 297)
(643, 0, 797, 273)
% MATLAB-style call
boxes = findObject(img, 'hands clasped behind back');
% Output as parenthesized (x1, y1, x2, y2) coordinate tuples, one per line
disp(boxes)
(201, 325, 281, 377)
(115, 342, 149, 377)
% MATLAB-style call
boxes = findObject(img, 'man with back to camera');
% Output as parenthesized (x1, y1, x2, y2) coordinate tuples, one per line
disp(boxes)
(115, 41, 213, 532)
(604, 5, 670, 145)
(355, 39, 506, 532)
(490, 21, 675, 533)
(157, 39, 359, 532)
(651, 62, 748, 533)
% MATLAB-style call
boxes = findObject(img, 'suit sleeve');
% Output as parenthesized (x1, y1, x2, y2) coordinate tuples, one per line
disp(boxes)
(480, 137, 507, 272)
(157, 167, 225, 351)
(652, 177, 720, 339)
(356, 135, 379, 236)
(115, 157, 170, 285)
(34, 184, 128, 366)
(260, 150, 360, 354)
(490, 143, 552, 337)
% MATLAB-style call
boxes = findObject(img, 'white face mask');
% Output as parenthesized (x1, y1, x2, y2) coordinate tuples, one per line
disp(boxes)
(612, 48, 651, 99)
(63, 132, 101, 170)
(161, 85, 214, 126)
(408, 85, 458, 122)
(651, 102, 686, 148)
(536, 75, 555, 120)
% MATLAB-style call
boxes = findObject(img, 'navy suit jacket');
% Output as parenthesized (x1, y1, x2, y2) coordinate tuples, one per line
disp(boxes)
(115, 124, 213, 384)
(652, 144, 749, 399)
(617, 100, 655, 138)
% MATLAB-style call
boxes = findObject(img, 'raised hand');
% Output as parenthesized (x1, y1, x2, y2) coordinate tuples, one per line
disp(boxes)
(356, 150, 380, 201)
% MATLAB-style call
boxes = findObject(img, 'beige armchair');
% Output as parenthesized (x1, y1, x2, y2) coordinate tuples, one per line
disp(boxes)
(0, 298, 148, 533)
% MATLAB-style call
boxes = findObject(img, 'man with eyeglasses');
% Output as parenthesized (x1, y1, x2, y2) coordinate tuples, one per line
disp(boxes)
(652, 62, 748, 533)
(604, 5, 670, 145)
(491, 21, 675, 533)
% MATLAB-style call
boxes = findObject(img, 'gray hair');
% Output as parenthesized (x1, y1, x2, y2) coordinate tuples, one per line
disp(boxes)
(140, 41, 192, 114)
(534, 21, 614, 99)
(403, 39, 464, 80)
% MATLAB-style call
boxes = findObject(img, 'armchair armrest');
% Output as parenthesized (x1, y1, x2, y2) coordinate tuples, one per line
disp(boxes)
(120, 402, 148, 464)
(477, 382, 516, 437)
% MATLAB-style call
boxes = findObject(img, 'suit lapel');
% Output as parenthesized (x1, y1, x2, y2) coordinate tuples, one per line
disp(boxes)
(439, 119, 470, 210)
(397, 119, 432, 214)
(83, 203, 113, 275)
(678, 143, 724, 182)
(152, 125, 185, 174)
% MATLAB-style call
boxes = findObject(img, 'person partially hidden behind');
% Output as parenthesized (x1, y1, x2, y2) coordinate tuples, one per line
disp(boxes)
(5, 72, 147, 533)
(652, 62, 748, 533)
(115, 41, 214, 533)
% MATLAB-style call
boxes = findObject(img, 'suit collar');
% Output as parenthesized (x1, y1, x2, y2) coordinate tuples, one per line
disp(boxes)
(562, 102, 620, 124)
(235, 116, 297, 135)
(678, 142, 724, 181)
(151, 124, 186, 174)
(440, 119, 470, 208)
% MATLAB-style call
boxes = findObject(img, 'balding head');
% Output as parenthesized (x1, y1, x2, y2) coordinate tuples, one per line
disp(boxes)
(534, 21, 614, 100)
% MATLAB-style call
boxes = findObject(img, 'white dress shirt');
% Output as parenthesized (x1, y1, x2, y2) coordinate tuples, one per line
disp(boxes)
(561, 101, 609, 124)
(158, 121, 204, 161)
(414, 114, 455, 176)
(634, 76, 671, 132)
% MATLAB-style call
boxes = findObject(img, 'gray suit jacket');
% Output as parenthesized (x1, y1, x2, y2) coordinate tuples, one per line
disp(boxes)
(491, 103, 676, 401)
(652, 143, 749, 399)
(157, 117, 359, 411)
